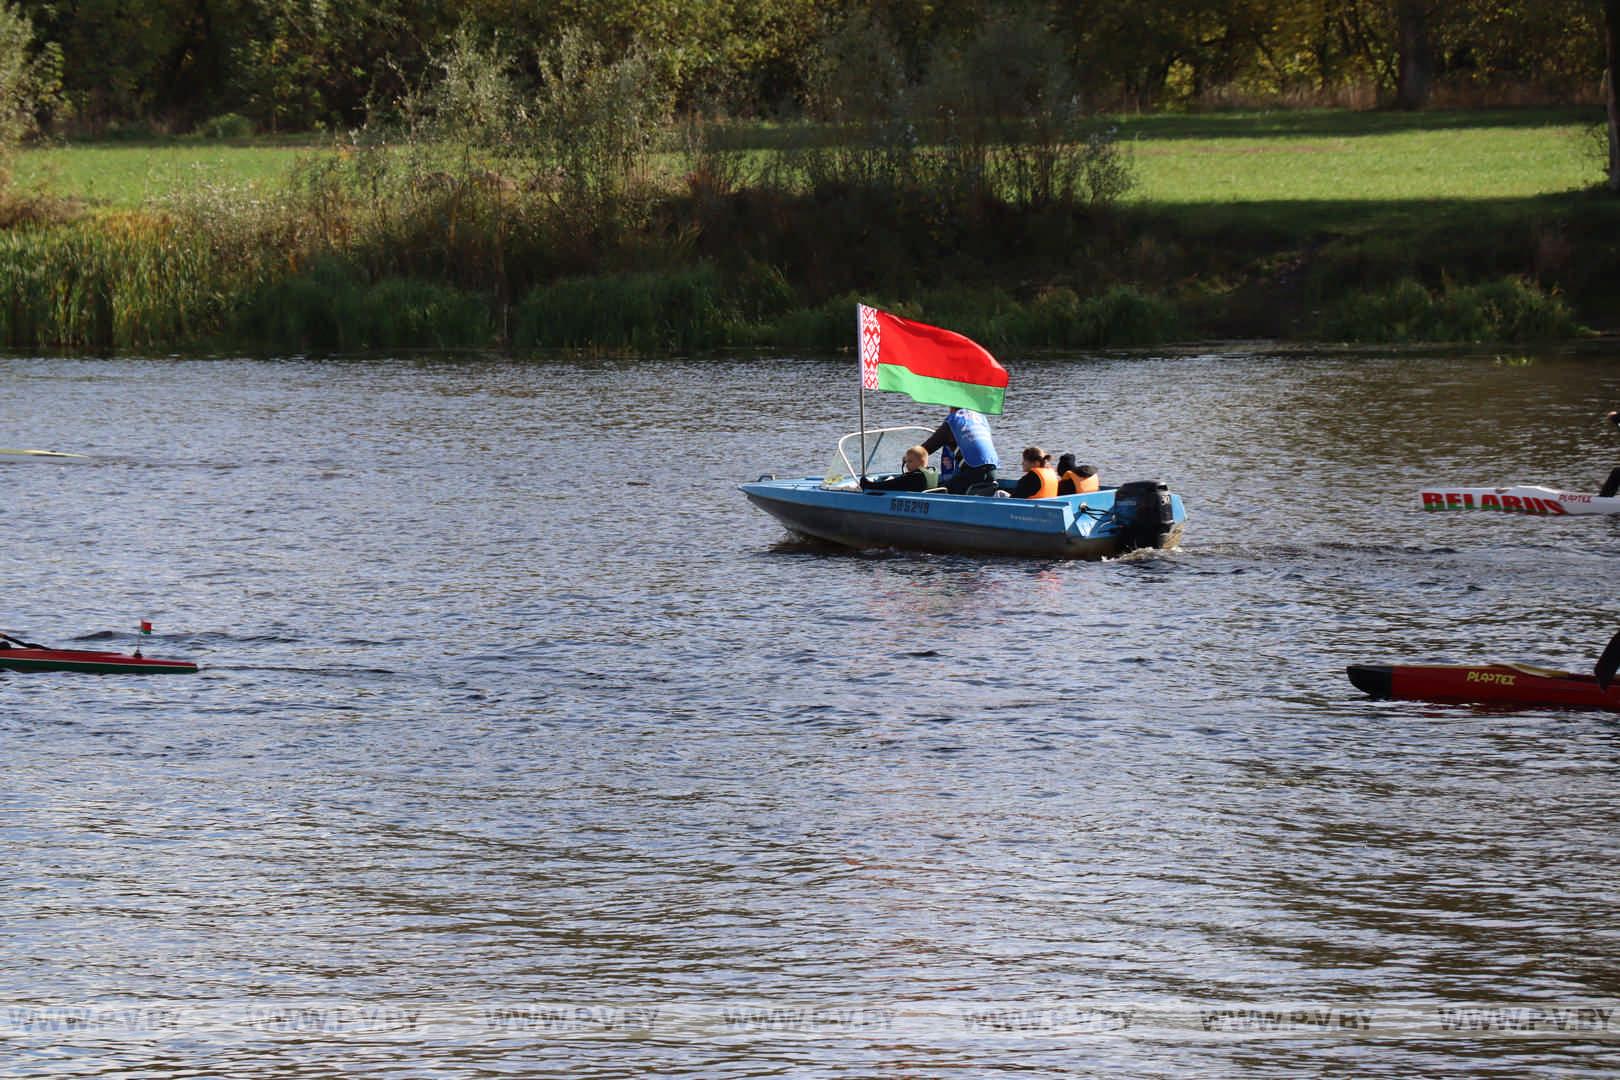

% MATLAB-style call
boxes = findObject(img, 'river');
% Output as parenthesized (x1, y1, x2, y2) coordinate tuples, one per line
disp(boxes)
(3, 347, 1619, 1077)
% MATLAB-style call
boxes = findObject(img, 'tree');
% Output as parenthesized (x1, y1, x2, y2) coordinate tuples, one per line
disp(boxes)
(1607, 0, 1620, 191)
(0, 1, 59, 176)
(802, 10, 907, 123)
(0, 4, 32, 154)
(13, 0, 203, 127)
(1394, 0, 1432, 108)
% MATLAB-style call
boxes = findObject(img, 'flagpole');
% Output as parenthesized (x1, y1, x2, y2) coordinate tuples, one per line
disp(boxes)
(857, 305, 867, 482)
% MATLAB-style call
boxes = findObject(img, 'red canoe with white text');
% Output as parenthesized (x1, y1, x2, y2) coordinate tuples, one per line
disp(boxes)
(1416, 485, 1620, 516)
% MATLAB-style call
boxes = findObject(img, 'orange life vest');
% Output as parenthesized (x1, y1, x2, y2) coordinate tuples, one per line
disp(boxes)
(1026, 466, 1059, 499)
(1060, 468, 1099, 494)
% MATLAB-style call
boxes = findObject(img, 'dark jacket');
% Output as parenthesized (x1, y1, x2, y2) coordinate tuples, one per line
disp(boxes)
(861, 467, 940, 492)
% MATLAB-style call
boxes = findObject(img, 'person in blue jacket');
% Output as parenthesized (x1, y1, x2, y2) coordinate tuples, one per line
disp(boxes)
(922, 407, 999, 495)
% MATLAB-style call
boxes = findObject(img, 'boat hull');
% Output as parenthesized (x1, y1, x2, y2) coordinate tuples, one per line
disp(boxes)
(1416, 485, 1620, 516)
(1348, 663, 1620, 711)
(741, 479, 1185, 560)
(0, 648, 200, 674)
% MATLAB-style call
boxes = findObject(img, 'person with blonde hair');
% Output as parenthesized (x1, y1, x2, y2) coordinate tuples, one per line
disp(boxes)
(860, 444, 940, 492)
(1010, 446, 1059, 499)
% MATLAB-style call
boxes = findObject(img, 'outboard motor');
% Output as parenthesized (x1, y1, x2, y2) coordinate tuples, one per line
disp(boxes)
(1112, 480, 1175, 551)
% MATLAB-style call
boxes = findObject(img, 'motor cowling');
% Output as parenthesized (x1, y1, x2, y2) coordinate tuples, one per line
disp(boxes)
(1112, 480, 1175, 551)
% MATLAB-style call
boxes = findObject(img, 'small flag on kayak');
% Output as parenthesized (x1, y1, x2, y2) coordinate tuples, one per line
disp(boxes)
(139, 620, 152, 635)
(858, 304, 1008, 415)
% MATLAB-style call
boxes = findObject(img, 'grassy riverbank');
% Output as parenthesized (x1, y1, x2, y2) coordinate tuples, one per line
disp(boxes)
(2, 108, 1615, 351)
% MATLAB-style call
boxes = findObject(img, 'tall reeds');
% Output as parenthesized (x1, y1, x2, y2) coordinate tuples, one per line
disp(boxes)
(0, 212, 250, 348)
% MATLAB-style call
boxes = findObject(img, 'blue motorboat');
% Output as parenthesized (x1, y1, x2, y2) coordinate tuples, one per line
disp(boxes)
(741, 427, 1187, 560)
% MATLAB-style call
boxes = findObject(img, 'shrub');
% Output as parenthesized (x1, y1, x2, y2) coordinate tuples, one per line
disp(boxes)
(195, 112, 254, 139)
(399, 27, 527, 155)
(534, 29, 676, 213)
(512, 263, 735, 351)
(230, 257, 491, 349)
(802, 11, 907, 125)
(1080, 285, 1181, 345)
(1314, 276, 1582, 343)
(754, 292, 874, 350)
(732, 258, 797, 321)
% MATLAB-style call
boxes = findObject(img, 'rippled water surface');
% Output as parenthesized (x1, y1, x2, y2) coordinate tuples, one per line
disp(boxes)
(4, 349, 1620, 1077)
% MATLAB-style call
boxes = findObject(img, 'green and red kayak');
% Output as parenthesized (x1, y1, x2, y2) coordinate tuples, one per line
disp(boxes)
(1348, 662, 1620, 711)
(0, 645, 199, 674)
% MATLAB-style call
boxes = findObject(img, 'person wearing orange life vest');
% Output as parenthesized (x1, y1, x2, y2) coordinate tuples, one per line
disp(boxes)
(1055, 452, 1100, 494)
(1010, 447, 1059, 499)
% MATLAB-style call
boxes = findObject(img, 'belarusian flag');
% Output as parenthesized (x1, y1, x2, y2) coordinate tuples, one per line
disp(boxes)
(858, 304, 1008, 415)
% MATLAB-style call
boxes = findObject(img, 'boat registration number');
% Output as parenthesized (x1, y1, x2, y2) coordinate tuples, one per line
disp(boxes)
(891, 498, 929, 515)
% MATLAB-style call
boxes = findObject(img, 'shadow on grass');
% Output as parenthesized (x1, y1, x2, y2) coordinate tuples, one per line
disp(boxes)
(1118, 189, 1620, 337)
(1112, 106, 1604, 141)
(1129, 187, 1620, 242)
(703, 107, 1603, 153)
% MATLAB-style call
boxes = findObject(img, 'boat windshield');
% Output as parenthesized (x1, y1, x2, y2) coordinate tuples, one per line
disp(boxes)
(821, 426, 936, 489)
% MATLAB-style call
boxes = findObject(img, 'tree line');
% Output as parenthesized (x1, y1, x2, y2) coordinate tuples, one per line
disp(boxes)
(2, 1, 1619, 197)
(0, 0, 1615, 134)
(3, 3, 1618, 351)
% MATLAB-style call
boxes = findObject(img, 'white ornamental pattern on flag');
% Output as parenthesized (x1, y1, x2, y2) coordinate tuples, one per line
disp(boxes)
(859, 304, 881, 390)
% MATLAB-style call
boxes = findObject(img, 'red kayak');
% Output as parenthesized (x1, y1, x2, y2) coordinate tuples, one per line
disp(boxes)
(0, 646, 199, 675)
(1348, 662, 1620, 711)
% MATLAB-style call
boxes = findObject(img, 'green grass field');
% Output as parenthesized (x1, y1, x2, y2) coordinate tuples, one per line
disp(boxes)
(11, 139, 325, 207)
(1119, 108, 1604, 203)
(13, 108, 1606, 208)
(1129, 124, 1598, 202)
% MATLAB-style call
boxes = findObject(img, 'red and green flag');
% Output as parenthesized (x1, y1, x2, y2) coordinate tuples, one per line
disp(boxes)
(858, 304, 1008, 415)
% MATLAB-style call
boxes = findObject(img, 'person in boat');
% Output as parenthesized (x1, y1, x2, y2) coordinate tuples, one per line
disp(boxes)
(1055, 453, 1100, 495)
(1603, 410, 1620, 498)
(860, 445, 940, 492)
(922, 407, 1000, 495)
(1010, 447, 1060, 499)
